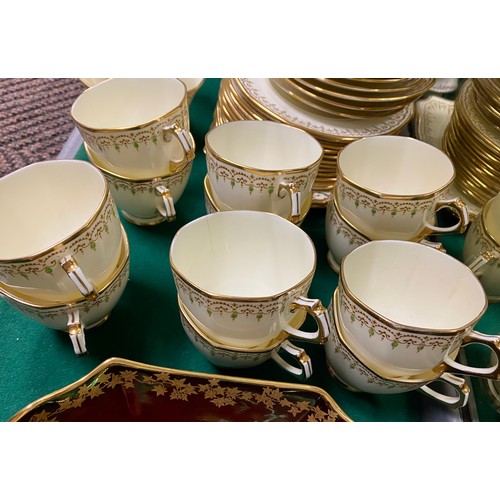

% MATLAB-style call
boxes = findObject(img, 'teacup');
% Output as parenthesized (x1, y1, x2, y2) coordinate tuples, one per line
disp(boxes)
(337, 239, 500, 378)
(0, 160, 123, 303)
(325, 289, 470, 408)
(79, 78, 205, 105)
(463, 192, 500, 302)
(204, 120, 322, 223)
(71, 78, 195, 178)
(335, 135, 469, 240)
(170, 211, 331, 348)
(325, 188, 445, 272)
(0, 225, 130, 356)
(179, 297, 313, 380)
(203, 174, 312, 226)
(85, 141, 194, 225)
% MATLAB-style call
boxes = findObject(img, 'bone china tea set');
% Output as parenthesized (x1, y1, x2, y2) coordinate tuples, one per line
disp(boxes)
(1, 78, 499, 417)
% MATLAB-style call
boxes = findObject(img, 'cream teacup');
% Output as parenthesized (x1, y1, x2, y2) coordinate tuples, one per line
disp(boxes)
(336, 135, 469, 240)
(204, 120, 322, 223)
(71, 78, 195, 178)
(325, 188, 445, 272)
(338, 239, 500, 378)
(179, 298, 313, 380)
(86, 141, 194, 225)
(325, 290, 470, 408)
(170, 211, 331, 348)
(463, 193, 500, 302)
(0, 160, 123, 303)
(0, 226, 130, 356)
(203, 174, 312, 226)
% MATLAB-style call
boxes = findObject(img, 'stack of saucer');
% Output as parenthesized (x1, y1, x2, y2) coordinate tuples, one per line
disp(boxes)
(442, 79, 500, 207)
(212, 78, 414, 207)
(71, 78, 196, 226)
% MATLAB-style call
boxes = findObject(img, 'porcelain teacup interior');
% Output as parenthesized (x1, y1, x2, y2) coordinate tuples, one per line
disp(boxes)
(170, 211, 331, 348)
(335, 135, 469, 240)
(0, 160, 123, 303)
(338, 239, 500, 379)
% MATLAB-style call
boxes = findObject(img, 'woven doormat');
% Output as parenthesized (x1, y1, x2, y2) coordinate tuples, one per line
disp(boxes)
(0, 78, 86, 177)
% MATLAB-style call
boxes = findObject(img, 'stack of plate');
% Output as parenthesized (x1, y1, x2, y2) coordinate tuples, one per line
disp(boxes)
(442, 79, 500, 207)
(212, 78, 415, 207)
(470, 78, 500, 130)
(270, 78, 436, 119)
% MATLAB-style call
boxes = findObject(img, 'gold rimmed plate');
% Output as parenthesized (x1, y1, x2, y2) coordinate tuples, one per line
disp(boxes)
(8, 357, 351, 422)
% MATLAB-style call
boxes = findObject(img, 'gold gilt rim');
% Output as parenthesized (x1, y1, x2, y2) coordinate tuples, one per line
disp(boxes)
(8, 356, 353, 422)
(0, 164, 110, 264)
(0, 226, 129, 309)
(71, 78, 188, 134)
(339, 242, 488, 335)
(170, 212, 317, 304)
(285, 78, 432, 107)
(336, 138, 455, 201)
(331, 289, 454, 383)
(84, 139, 194, 183)
(204, 121, 324, 175)
(178, 295, 307, 353)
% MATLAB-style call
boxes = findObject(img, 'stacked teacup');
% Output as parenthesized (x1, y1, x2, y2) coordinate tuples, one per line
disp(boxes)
(169, 210, 332, 380)
(325, 239, 500, 408)
(71, 78, 196, 226)
(463, 191, 500, 302)
(203, 120, 323, 225)
(325, 135, 470, 271)
(0, 160, 130, 355)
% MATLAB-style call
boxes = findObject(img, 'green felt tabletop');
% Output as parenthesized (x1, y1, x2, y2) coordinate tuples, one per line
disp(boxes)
(1, 78, 499, 422)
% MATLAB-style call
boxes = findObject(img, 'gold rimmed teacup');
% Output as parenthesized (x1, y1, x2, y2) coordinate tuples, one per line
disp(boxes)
(203, 174, 312, 226)
(204, 120, 322, 224)
(324, 289, 470, 409)
(463, 193, 500, 301)
(335, 135, 470, 241)
(85, 141, 194, 225)
(178, 297, 313, 380)
(170, 211, 331, 349)
(0, 225, 130, 356)
(337, 239, 500, 379)
(71, 78, 195, 179)
(0, 160, 123, 303)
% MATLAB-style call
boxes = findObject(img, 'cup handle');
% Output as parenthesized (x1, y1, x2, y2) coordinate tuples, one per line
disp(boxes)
(465, 251, 499, 277)
(278, 182, 302, 224)
(283, 296, 331, 344)
(162, 124, 195, 173)
(60, 255, 98, 301)
(155, 184, 176, 222)
(417, 238, 446, 253)
(418, 373, 470, 409)
(441, 330, 500, 380)
(422, 197, 470, 235)
(67, 309, 87, 356)
(271, 339, 313, 380)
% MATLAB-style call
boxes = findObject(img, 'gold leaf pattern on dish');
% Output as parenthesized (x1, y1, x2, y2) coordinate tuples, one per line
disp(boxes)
(22, 363, 345, 422)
